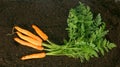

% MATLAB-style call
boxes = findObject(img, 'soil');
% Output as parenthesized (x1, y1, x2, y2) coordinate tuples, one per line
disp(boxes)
(0, 0, 120, 67)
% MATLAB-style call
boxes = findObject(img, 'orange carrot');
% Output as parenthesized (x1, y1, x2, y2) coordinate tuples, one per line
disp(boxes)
(14, 38, 44, 50)
(21, 52, 46, 60)
(32, 24, 48, 41)
(14, 26, 42, 42)
(16, 32, 42, 46)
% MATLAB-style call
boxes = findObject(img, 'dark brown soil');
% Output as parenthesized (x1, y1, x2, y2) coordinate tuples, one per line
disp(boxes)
(0, 0, 120, 67)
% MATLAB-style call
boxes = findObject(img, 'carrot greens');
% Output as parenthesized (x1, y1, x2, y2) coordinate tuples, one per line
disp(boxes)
(42, 2, 116, 62)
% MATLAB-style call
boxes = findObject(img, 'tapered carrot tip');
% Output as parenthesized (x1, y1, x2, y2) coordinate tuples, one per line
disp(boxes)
(32, 24, 48, 41)
(21, 52, 46, 60)
(14, 26, 19, 29)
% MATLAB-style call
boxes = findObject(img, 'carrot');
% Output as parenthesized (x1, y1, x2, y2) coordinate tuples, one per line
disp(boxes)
(32, 24, 48, 41)
(14, 26, 42, 42)
(14, 38, 44, 50)
(21, 52, 46, 60)
(16, 32, 42, 46)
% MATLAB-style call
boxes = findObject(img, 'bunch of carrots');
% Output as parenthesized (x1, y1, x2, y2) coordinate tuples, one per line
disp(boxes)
(14, 24, 49, 60)
(12, 2, 116, 62)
